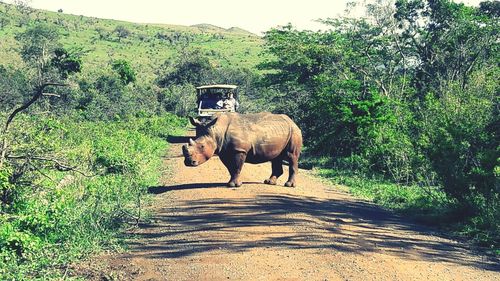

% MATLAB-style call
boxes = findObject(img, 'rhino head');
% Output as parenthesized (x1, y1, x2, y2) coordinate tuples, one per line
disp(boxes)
(183, 116, 218, 167)
(182, 137, 216, 166)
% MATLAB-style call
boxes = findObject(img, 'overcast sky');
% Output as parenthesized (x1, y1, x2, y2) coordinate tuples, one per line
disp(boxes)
(5, 0, 484, 35)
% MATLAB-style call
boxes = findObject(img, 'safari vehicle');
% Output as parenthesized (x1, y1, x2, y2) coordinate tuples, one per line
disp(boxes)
(195, 84, 239, 123)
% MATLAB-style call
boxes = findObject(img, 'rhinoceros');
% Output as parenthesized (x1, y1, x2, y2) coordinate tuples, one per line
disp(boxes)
(182, 112, 302, 187)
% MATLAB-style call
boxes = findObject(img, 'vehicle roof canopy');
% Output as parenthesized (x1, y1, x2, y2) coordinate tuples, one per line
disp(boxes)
(196, 84, 238, 90)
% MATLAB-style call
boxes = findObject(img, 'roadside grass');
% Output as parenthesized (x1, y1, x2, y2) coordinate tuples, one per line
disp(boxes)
(0, 114, 187, 280)
(302, 155, 499, 255)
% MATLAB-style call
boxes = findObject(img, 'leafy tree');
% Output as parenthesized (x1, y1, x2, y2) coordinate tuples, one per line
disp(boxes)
(95, 27, 110, 40)
(390, 0, 499, 202)
(157, 48, 214, 87)
(12, 0, 35, 26)
(75, 66, 157, 121)
(479, 1, 500, 17)
(0, 3, 11, 29)
(0, 66, 30, 111)
(259, 21, 400, 160)
(15, 23, 60, 72)
(394, 0, 498, 96)
(114, 25, 130, 41)
(0, 23, 81, 193)
(111, 59, 136, 85)
(157, 84, 197, 116)
(51, 47, 83, 79)
(259, 0, 499, 221)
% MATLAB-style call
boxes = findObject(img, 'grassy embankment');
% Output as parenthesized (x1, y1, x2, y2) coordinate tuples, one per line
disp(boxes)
(302, 156, 499, 255)
(0, 114, 186, 279)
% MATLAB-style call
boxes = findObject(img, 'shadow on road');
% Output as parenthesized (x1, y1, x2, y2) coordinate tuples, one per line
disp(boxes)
(149, 182, 271, 194)
(130, 192, 499, 272)
(166, 135, 192, 144)
(148, 183, 227, 193)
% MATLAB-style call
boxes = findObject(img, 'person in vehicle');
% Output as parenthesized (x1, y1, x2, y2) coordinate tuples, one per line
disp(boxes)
(223, 92, 238, 111)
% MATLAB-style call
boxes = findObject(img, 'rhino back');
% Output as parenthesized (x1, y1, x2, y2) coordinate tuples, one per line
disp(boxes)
(219, 113, 298, 162)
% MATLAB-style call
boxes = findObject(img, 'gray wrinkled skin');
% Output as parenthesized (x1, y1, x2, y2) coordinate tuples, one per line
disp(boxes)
(183, 112, 302, 187)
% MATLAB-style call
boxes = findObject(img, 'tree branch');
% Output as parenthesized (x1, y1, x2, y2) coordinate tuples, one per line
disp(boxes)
(28, 162, 56, 183)
(3, 82, 67, 133)
(42, 93, 61, 97)
(0, 82, 67, 169)
(6, 154, 95, 177)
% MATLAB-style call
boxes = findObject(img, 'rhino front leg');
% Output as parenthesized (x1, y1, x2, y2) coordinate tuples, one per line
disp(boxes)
(264, 158, 283, 185)
(221, 152, 246, 187)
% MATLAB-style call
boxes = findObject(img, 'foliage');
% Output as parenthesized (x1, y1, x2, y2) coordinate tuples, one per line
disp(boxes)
(51, 47, 83, 79)
(157, 48, 215, 87)
(156, 48, 262, 115)
(0, 22, 83, 179)
(112, 59, 136, 85)
(260, 0, 499, 249)
(74, 73, 141, 120)
(14, 23, 60, 68)
(114, 25, 131, 41)
(157, 83, 197, 116)
(0, 114, 186, 279)
(417, 75, 498, 207)
(479, 1, 500, 17)
(0, 66, 29, 111)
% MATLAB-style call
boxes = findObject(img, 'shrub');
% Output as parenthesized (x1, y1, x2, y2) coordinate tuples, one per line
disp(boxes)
(111, 59, 136, 85)
(0, 114, 186, 279)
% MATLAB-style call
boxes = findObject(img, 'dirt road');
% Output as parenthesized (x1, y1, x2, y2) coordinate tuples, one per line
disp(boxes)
(83, 131, 499, 280)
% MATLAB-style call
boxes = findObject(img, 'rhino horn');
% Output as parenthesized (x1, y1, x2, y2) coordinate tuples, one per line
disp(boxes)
(189, 138, 196, 146)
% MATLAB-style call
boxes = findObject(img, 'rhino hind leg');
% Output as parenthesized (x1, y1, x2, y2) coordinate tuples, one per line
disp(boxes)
(264, 158, 284, 185)
(285, 151, 300, 187)
(284, 157, 298, 187)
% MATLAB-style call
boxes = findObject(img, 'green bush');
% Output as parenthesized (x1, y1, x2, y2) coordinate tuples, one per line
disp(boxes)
(0, 114, 186, 279)
(112, 59, 136, 85)
(260, 1, 499, 250)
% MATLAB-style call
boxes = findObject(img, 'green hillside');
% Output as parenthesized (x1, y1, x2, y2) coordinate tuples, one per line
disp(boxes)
(0, 2, 264, 82)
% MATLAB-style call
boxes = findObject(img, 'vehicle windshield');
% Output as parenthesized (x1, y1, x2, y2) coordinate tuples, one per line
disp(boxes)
(197, 88, 235, 109)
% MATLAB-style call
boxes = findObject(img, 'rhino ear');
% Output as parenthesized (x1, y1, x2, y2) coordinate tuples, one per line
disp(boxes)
(205, 116, 218, 127)
(189, 117, 202, 127)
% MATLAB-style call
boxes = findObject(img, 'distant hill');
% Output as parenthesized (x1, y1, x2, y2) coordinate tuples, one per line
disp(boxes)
(0, 2, 264, 82)
(191, 24, 256, 36)
(226, 27, 256, 36)
(191, 23, 230, 33)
